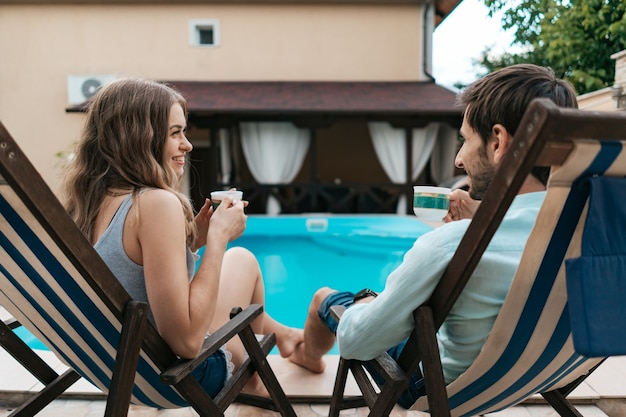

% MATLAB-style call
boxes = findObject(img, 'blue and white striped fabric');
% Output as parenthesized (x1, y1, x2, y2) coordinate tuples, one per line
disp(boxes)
(0, 184, 190, 408)
(412, 139, 626, 416)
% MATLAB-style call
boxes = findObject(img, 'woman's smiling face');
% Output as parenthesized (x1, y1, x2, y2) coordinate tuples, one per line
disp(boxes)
(164, 102, 192, 178)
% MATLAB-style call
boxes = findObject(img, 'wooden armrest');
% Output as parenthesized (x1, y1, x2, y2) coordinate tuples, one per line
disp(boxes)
(368, 352, 408, 384)
(161, 304, 263, 384)
(330, 305, 346, 322)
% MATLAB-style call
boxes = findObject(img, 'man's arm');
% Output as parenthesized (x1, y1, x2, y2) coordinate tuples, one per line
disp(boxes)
(335, 226, 461, 360)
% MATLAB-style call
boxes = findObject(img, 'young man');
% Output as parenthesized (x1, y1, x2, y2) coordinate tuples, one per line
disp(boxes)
(288, 64, 579, 408)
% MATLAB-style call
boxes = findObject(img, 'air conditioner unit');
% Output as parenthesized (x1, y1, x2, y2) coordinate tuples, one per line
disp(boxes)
(67, 75, 116, 105)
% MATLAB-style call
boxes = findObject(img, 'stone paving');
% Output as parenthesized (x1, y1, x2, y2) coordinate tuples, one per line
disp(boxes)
(1, 349, 625, 416)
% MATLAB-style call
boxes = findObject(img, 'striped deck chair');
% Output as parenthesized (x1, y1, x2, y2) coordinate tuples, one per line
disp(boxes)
(328, 98, 626, 417)
(0, 121, 296, 417)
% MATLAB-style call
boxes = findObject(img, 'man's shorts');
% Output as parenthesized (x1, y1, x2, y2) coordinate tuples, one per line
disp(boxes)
(317, 290, 355, 334)
(317, 290, 426, 409)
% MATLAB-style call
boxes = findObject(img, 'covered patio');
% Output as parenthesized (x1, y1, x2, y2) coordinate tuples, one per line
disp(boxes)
(167, 81, 463, 214)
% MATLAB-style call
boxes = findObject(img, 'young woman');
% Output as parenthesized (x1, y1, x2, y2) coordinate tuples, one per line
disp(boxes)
(63, 78, 303, 396)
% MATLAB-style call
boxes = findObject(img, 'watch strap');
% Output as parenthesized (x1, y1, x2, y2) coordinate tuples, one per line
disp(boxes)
(353, 288, 378, 302)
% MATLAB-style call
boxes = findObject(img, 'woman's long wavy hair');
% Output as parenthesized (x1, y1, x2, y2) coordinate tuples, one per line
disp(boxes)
(63, 78, 196, 246)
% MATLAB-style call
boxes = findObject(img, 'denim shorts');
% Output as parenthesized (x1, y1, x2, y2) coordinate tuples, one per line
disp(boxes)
(318, 291, 426, 408)
(190, 347, 234, 398)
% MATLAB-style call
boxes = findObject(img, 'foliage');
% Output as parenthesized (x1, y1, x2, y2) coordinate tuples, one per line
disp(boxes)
(477, 0, 626, 95)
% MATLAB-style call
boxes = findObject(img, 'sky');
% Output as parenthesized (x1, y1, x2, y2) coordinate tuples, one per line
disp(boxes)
(432, 0, 515, 90)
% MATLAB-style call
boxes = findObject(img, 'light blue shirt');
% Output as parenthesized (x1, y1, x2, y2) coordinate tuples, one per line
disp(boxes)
(336, 191, 546, 383)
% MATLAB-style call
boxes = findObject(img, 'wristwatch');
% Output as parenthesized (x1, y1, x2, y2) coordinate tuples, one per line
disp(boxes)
(353, 288, 378, 302)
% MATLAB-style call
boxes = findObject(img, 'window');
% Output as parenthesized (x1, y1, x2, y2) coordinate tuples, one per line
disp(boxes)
(189, 19, 220, 47)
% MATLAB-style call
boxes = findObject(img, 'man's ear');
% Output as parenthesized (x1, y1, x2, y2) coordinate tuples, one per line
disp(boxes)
(491, 123, 513, 164)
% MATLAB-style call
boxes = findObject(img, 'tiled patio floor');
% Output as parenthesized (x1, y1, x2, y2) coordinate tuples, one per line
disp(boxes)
(0, 347, 624, 416)
(0, 401, 617, 417)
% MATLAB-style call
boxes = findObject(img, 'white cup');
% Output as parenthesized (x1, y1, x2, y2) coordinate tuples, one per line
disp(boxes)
(412, 186, 451, 223)
(210, 190, 243, 210)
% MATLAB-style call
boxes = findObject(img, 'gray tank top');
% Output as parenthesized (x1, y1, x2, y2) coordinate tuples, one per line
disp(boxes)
(94, 194, 197, 323)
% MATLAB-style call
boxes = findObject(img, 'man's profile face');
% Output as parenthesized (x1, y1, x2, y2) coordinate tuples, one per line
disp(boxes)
(455, 116, 496, 200)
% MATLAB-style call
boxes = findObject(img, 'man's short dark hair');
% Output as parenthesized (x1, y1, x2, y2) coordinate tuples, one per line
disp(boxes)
(457, 64, 578, 184)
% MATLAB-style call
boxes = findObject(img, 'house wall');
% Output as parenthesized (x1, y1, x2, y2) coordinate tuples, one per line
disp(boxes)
(577, 87, 615, 112)
(0, 3, 428, 193)
(613, 49, 626, 85)
(577, 49, 626, 112)
(611, 49, 626, 110)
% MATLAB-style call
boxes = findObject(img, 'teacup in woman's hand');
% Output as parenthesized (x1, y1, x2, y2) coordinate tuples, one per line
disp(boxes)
(210, 190, 243, 210)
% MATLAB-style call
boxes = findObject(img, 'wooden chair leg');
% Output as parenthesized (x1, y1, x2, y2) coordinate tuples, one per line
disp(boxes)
(541, 390, 583, 417)
(104, 301, 149, 417)
(540, 359, 605, 417)
(368, 383, 404, 417)
(415, 306, 451, 417)
(0, 319, 60, 385)
(329, 357, 351, 417)
(9, 369, 81, 417)
(231, 307, 297, 417)
(0, 319, 82, 417)
(226, 333, 275, 411)
(175, 375, 224, 417)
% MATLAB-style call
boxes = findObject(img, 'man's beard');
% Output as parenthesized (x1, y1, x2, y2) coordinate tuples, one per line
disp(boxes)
(468, 151, 496, 200)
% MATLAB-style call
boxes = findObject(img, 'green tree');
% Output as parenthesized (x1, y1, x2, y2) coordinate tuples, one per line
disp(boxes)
(478, 0, 626, 95)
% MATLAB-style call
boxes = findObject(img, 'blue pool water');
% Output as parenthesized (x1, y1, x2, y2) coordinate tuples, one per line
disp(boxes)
(14, 326, 48, 350)
(21, 215, 430, 354)
(225, 216, 430, 334)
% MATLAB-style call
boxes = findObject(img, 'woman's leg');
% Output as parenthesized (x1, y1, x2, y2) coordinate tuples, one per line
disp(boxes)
(209, 247, 303, 366)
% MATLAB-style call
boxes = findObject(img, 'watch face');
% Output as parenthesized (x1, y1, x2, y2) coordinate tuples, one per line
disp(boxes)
(354, 288, 377, 301)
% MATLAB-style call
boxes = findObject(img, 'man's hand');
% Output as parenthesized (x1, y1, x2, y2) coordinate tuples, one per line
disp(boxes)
(444, 189, 480, 222)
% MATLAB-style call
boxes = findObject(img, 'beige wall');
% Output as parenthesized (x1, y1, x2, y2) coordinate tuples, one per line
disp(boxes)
(577, 87, 616, 112)
(0, 3, 427, 193)
(613, 49, 626, 85)
(577, 49, 626, 112)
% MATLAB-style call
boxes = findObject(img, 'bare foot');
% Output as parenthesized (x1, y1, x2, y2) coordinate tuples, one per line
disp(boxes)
(288, 342, 326, 373)
(241, 373, 270, 398)
(276, 326, 304, 358)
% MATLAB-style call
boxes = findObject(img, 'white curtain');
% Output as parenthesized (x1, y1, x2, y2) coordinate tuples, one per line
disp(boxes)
(429, 123, 460, 185)
(369, 122, 439, 214)
(218, 128, 231, 184)
(240, 122, 310, 214)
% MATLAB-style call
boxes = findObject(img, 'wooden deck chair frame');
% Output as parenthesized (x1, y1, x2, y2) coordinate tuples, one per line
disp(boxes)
(328, 98, 626, 417)
(0, 121, 297, 417)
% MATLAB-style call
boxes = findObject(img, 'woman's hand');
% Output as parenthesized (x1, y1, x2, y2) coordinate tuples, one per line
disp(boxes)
(192, 198, 213, 251)
(208, 197, 248, 243)
(444, 189, 480, 223)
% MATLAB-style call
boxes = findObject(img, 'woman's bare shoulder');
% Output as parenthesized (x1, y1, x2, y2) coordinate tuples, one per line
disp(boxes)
(136, 189, 184, 218)
(139, 188, 179, 202)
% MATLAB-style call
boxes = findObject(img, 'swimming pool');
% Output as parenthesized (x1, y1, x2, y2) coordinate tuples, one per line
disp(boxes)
(21, 215, 430, 354)
(218, 215, 431, 353)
